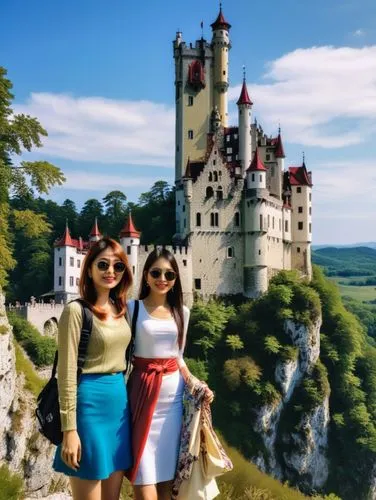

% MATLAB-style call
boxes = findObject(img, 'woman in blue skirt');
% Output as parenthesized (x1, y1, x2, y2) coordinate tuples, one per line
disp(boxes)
(53, 238, 133, 500)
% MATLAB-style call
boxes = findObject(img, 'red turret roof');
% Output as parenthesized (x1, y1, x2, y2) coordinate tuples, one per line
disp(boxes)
(247, 149, 267, 172)
(89, 218, 101, 238)
(119, 213, 141, 239)
(54, 225, 74, 247)
(275, 132, 285, 158)
(289, 164, 313, 187)
(237, 80, 253, 106)
(211, 6, 231, 30)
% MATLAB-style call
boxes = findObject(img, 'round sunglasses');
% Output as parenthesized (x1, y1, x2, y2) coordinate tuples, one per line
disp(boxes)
(149, 268, 177, 281)
(96, 260, 126, 273)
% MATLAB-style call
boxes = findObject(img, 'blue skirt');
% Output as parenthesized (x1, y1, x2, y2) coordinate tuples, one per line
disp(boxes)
(53, 372, 132, 480)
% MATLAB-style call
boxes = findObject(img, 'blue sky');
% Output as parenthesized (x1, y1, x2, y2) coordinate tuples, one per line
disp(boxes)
(1, 0, 376, 244)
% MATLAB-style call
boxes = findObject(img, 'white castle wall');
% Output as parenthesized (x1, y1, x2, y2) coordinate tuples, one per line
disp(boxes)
(7, 303, 64, 335)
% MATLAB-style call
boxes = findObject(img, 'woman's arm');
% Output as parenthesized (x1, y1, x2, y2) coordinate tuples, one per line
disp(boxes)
(177, 306, 190, 370)
(57, 301, 83, 432)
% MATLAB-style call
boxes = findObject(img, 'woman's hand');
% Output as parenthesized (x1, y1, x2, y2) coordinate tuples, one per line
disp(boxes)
(204, 386, 214, 404)
(61, 430, 81, 471)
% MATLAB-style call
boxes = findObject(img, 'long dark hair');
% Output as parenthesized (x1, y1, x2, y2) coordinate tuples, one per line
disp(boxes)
(139, 247, 184, 349)
(80, 238, 133, 320)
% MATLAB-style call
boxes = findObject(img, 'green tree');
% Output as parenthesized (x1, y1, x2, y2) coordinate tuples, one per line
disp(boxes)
(79, 198, 104, 238)
(103, 190, 127, 236)
(0, 66, 64, 287)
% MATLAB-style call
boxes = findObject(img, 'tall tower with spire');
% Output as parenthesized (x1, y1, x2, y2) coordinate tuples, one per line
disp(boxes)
(211, 3, 231, 127)
(119, 212, 141, 289)
(237, 71, 253, 177)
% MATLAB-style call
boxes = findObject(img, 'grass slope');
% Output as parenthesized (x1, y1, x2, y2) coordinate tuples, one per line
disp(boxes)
(312, 247, 376, 277)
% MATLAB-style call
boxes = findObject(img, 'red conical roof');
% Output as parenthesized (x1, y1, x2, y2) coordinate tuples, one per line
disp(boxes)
(89, 218, 101, 238)
(119, 213, 141, 239)
(237, 80, 253, 106)
(247, 149, 267, 172)
(54, 224, 74, 247)
(275, 132, 285, 158)
(211, 6, 231, 30)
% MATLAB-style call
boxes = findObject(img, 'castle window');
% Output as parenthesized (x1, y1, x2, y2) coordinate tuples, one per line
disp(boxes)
(69, 276, 74, 287)
(260, 215, 263, 230)
(266, 154, 270, 161)
(226, 147, 232, 154)
(213, 171, 218, 182)
(227, 247, 234, 258)
(297, 247, 301, 253)
(76, 278, 80, 286)
(252, 173, 255, 182)
(210, 213, 215, 226)
(206, 186, 214, 198)
(259, 175, 262, 182)
(297, 187, 302, 193)
(235, 212, 240, 227)
(188, 96, 194, 106)
(213, 160, 216, 166)
(272, 217, 275, 229)
(183, 205, 185, 212)
(70, 257, 74, 267)
(226, 135, 230, 143)
(59, 257, 62, 266)
(234, 134, 238, 139)
(195, 279, 201, 290)
(217, 187, 223, 200)
(127, 246, 131, 255)
(58, 277, 62, 286)
(227, 156, 232, 162)
(215, 213, 219, 226)
(298, 206, 303, 213)
(183, 260, 187, 267)
(309, 193, 312, 201)
(309, 207, 312, 215)
(209, 172, 212, 181)
(223, 70, 226, 75)
(178, 200, 180, 206)
(258, 250, 261, 255)
(196, 213, 201, 226)
(214, 150, 217, 155)
(77, 260, 81, 268)
(188, 130, 194, 140)
(133, 266, 135, 274)
(309, 223, 312, 233)
(298, 222, 304, 230)
(285, 220, 289, 232)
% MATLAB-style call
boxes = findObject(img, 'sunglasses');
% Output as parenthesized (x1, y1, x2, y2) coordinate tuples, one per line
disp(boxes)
(149, 268, 177, 281)
(96, 260, 126, 273)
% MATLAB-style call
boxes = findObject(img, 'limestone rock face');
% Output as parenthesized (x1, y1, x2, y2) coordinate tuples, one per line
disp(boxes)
(282, 395, 330, 490)
(0, 289, 69, 498)
(253, 316, 329, 492)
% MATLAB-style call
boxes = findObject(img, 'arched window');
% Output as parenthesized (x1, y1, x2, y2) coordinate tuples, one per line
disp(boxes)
(217, 186, 223, 200)
(210, 213, 215, 226)
(196, 213, 201, 227)
(213, 171, 218, 182)
(209, 172, 213, 182)
(206, 186, 214, 198)
(215, 213, 219, 226)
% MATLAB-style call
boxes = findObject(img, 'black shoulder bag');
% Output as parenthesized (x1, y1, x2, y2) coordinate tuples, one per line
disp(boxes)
(35, 299, 93, 446)
(125, 300, 139, 377)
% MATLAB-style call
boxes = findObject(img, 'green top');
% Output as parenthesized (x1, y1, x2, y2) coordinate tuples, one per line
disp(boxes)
(57, 301, 131, 431)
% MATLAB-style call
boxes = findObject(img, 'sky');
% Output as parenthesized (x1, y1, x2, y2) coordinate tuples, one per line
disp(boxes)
(1, 0, 376, 245)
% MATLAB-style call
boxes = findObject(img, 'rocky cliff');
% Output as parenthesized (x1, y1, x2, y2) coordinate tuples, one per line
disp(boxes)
(0, 290, 69, 498)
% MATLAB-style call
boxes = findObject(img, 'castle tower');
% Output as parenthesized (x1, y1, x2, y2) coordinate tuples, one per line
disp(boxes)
(243, 150, 268, 297)
(272, 127, 285, 199)
(173, 29, 214, 182)
(211, 4, 231, 127)
(119, 212, 141, 286)
(237, 74, 253, 176)
(89, 217, 102, 243)
(53, 223, 82, 303)
(289, 158, 313, 277)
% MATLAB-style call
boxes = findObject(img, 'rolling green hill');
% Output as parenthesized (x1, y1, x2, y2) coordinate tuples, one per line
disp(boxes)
(312, 247, 376, 277)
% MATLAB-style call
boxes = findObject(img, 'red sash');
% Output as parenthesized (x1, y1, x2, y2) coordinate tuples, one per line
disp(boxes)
(126, 356, 179, 483)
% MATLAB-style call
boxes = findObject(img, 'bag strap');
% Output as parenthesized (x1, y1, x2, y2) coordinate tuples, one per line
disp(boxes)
(51, 299, 93, 382)
(125, 300, 139, 375)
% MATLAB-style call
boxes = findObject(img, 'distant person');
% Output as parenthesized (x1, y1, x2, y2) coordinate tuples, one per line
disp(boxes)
(53, 238, 133, 500)
(126, 247, 214, 500)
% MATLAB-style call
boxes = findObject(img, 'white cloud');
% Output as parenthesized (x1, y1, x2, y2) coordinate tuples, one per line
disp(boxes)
(229, 45, 376, 148)
(14, 94, 175, 167)
(59, 171, 163, 191)
(353, 29, 365, 37)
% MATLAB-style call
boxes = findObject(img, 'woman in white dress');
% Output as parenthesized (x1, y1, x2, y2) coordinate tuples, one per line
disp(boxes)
(126, 247, 213, 500)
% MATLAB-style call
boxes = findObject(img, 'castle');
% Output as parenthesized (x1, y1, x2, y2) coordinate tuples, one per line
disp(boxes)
(53, 5, 312, 306)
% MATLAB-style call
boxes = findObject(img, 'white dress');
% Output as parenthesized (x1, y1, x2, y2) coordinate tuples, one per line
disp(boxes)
(127, 300, 190, 485)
